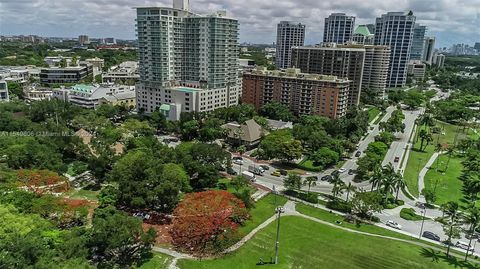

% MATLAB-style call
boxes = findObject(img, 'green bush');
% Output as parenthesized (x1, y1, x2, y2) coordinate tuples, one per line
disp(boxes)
(284, 190, 318, 204)
(400, 208, 426, 221)
(326, 200, 352, 213)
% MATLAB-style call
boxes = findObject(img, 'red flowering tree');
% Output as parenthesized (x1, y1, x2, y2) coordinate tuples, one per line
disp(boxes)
(16, 169, 70, 194)
(170, 190, 249, 255)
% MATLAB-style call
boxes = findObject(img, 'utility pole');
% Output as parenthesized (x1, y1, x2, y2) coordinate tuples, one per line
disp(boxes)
(274, 206, 285, 264)
(419, 204, 427, 239)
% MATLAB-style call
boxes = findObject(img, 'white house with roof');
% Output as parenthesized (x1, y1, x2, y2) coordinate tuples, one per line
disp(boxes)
(68, 84, 136, 109)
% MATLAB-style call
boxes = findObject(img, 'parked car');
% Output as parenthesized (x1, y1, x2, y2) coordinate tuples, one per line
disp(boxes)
(232, 156, 243, 161)
(456, 241, 474, 251)
(338, 168, 347, 173)
(348, 169, 355, 175)
(386, 220, 402, 230)
(279, 169, 288, 176)
(321, 175, 332, 181)
(422, 231, 440, 241)
(355, 151, 362, 157)
(248, 165, 264, 175)
(233, 159, 243, 165)
(394, 156, 400, 162)
(271, 171, 281, 177)
(260, 165, 270, 171)
(241, 171, 256, 182)
(226, 167, 237, 175)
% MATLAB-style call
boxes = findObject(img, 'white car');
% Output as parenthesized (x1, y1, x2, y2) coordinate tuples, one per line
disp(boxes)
(338, 168, 347, 173)
(233, 159, 244, 165)
(386, 220, 402, 230)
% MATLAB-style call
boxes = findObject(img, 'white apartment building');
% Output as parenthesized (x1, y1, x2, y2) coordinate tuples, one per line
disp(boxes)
(135, 0, 240, 116)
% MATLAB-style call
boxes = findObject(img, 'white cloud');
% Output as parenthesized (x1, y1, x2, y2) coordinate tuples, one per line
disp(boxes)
(0, 0, 479, 47)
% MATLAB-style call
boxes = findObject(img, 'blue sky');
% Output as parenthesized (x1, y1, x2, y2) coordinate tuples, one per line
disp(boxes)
(0, 0, 479, 48)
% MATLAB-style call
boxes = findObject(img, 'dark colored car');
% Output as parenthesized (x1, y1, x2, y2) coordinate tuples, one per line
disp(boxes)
(226, 167, 237, 175)
(260, 165, 270, 171)
(422, 231, 440, 241)
(348, 169, 355, 175)
(279, 169, 288, 176)
(232, 156, 243, 160)
(394, 156, 400, 162)
(331, 170, 339, 177)
(321, 175, 332, 181)
(355, 151, 361, 157)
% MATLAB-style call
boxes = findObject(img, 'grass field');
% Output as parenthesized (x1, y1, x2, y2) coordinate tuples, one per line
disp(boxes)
(68, 188, 100, 201)
(177, 215, 474, 269)
(404, 121, 464, 197)
(237, 194, 287, 237)
(423, 154, 465, 206)
(136, 253, 172, 269)
(368, 107, 381, 123)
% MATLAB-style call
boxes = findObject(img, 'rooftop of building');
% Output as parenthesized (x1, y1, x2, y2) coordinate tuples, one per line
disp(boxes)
(354, 25, 372, 36)
(292, 45, 365, 52)
(245, 68, 350, 83)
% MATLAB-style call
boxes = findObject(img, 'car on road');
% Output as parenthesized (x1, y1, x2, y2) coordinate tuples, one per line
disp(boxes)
(279, 169, 288, 176)
(232, 156, 243, 161)
(226, 167, 237, 175)
(422, 231, 440, 241)
(355, 151, 361, 157)
(241, 171, 256, 182)
(260, 165, 270, 171)
(338, 168, 347, 173)
(271, 171, 281, 177)
(321, 175, 332, 181)
(456, 241, 474, 251)
(386, 220, 402, 230)
(394, 156, 400, 162)
(233, 159, 243, 165)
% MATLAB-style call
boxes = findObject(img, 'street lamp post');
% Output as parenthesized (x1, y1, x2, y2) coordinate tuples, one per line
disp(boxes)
(419, 204, 427, 239)
(274, 206, 285, 264)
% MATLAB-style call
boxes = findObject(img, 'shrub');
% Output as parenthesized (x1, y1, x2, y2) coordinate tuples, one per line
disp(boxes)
(400, 208, 426, 221)
(326, 200, 352, 213)
(284, 190, 318, 203)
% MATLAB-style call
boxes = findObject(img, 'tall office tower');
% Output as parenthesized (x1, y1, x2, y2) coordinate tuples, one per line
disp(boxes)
(422, 37, 436, 64)
(173, 0, 189, 10)
(291, 45, 365, 106)
(135, 1, 239, 119)
(275, 21, 305, 69)
(410, 24, 426, 60)
(323, 13, 355, 44)
(352, 25, 374, 45)
(374, 11, 415, 88)
(475, 42, 480, 52)
(78, 35, 89, 45)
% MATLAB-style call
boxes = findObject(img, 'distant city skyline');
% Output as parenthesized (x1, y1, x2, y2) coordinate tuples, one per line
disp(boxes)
(0, 0, 479, 48)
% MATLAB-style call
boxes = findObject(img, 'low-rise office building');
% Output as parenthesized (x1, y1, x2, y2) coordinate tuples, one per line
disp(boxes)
(40, 63, 93, 85)
(68, 84, 136, 109)
(242, 68, 351, 118)
(85, 57, 105, 77)
(102, 61, 139, 84)
(407, 60, 426, 80)
(24, 87, 53, 101)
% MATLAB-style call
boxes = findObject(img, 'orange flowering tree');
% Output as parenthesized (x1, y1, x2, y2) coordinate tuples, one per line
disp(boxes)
(170, 190, 249, 255)
(16, 169, 70, 194)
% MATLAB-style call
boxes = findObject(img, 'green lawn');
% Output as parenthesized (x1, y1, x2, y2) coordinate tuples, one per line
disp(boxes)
(238, 194, 287, 237)
(368, 107, 381, 123)
(404, 121, 464, 197)
(423, 154, 465, 206)
(68, 188, 100, 201)
(296, 203, 415, 241)
(177, 215, 474, 269)
(136, 253, 172, 269)
(297, 158, 322, 172)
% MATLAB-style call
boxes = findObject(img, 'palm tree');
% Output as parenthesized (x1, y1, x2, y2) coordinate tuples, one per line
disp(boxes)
(462, 207, 480, 261)
(303, 176, 318, 194)
(369, 165, 383, 192)
(381, 164, 397, 204)
(443, 201, 461, 257)
(444, 146, 455, 172)
(394, 173, 406, 201)
(330, 174, 345, 199)
(418, 129, 433, 151)
(344, 182, 357, 202)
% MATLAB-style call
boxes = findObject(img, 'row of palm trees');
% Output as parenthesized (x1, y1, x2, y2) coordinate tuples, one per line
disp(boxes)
(329, 174, 357, 203)
(440, 201, 480, 262)
(368, 163, 405, 204)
